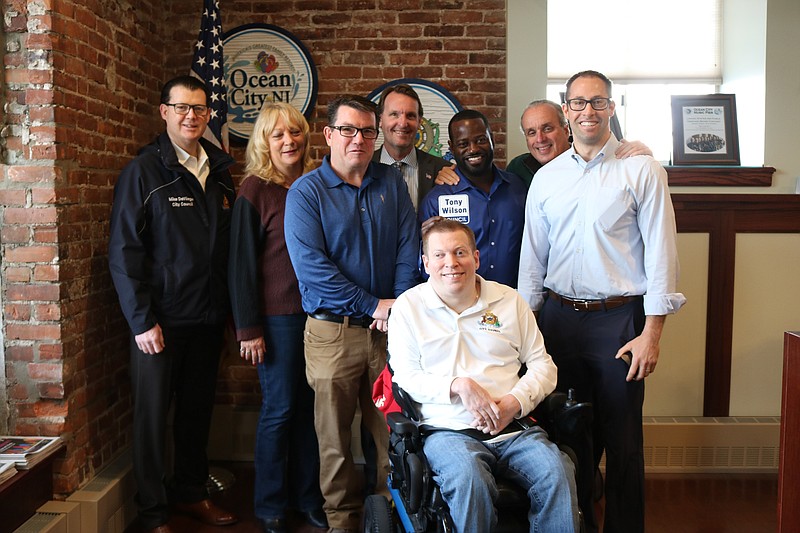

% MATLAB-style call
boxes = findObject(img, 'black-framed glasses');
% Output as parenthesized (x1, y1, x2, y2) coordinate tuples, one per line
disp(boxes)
(565, 97, 612, 112)
(329, 125, 379, 139)
(164, 103, 210, 116)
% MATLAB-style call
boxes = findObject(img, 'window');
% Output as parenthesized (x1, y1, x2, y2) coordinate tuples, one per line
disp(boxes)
(547, 0, 722, 162)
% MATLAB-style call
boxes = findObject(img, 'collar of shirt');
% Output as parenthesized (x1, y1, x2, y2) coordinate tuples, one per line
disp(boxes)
(379, 145, 419, 169)
(318, 156, 376, 190)
(172, 141, 210, 190)
(451, 164, 510, 196)
(420, 274, 502, 314)
(568, 135, 620, 171)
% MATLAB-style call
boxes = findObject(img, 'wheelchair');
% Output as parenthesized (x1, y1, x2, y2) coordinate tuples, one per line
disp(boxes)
(363, 383, 595, 533)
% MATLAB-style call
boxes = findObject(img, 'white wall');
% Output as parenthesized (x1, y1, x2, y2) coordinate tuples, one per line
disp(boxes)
(764, 0, 800, 193)
(506, 0, 547, 161)
(721, 0, 766, 168)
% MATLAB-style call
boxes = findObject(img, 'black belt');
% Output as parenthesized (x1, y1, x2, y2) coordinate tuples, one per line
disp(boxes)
(547, 290, 640, 312)
(308, 311, 372, 328)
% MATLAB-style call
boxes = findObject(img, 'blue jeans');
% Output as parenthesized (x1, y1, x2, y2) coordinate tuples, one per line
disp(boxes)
(254, 314, 323, 520)
(423, 427, 578, 533)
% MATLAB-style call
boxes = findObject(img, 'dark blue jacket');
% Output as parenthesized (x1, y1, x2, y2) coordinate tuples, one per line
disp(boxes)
(109, 133, 236, 335)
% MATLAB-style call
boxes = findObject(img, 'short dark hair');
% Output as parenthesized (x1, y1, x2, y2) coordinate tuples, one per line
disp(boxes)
(421, 218, 477, 256)
(565, 70, 613, 100)
(377, 84, 424, 117)
(448, 109, 490, 139)
(327, 95, 378, 127)
(160, 75, 210, 105)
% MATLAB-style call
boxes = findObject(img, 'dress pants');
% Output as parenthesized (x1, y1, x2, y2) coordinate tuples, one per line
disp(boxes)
(130, 323, 224, 529)
(303, 317, 390, 531)
(538, 296, 646, 533)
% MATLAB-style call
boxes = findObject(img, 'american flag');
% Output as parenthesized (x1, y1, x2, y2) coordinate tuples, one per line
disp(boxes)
(191, 0, 228, 151)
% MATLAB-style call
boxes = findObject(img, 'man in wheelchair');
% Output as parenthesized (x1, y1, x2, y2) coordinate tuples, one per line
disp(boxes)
(386, 219, 580, 532)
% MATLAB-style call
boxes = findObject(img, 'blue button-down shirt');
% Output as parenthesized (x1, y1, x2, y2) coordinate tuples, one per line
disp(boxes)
(518, 136, 686, 316)
(285, 156, 420, 317)
(418, 165, 527, 287)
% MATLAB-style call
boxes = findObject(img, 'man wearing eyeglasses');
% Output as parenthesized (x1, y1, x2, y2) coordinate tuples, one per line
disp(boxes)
(506, 100, 652, 188)
(518, 70, 686, 533)
(109, 76, 237, 533)
(284, 95, 419, 533)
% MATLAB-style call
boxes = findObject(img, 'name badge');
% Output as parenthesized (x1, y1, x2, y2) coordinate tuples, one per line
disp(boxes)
(438, 194, 470, 224)
(169, 196, 195, 208)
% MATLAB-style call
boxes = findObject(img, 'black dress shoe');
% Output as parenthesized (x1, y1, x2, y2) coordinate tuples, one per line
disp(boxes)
(302, 508, 328, 528)
(258, 517, 287, 533)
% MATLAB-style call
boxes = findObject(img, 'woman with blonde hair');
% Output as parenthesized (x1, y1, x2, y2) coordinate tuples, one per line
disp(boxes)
(229, 102, 325, 533)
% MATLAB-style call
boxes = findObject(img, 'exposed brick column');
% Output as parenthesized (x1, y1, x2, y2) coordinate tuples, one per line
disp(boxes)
(1, 0, 165, 494)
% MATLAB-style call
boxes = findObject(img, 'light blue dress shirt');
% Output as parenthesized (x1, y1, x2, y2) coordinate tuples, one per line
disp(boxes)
(518, 136, 686, 316)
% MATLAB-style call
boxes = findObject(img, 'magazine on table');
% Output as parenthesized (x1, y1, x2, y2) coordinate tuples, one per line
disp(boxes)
(0, 436, 62, 469)
(0, 459, 18, 484)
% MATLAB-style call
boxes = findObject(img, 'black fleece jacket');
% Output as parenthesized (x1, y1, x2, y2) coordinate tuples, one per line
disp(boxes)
(109, 133, 236, 335)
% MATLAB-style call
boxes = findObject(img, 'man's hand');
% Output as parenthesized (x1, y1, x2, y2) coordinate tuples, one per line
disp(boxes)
(434, 164, 460, 186)
(421, 215, 444, 236)
(239, 337, 266, 365)
(480, 395, 521, 436)
(135, 324, 165, 355)
(616, 315, 666, 382)
(615, 139, 653, 159)
(451, 377, 502, 433)
(370, 299, 395, 333)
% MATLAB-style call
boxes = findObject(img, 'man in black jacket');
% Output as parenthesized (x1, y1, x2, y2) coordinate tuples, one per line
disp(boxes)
(108, 76, 237, 533)
(372, 84, 450, 211)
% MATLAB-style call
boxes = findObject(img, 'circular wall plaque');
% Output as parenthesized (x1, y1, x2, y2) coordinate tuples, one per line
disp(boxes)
(223, 23, 318, 144)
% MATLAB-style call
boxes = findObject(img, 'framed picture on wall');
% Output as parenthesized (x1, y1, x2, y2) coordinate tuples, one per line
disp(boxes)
(671, 94, 740, 165)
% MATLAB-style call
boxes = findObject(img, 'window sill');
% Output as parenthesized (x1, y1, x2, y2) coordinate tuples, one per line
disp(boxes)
(665, 166, 775, 187)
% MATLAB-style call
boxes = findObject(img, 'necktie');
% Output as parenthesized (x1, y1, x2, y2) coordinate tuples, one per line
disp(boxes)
(392, 161, 404, 172)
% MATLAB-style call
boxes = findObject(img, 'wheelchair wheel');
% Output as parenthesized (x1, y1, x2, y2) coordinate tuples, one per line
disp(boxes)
(364, 494, 394, 533)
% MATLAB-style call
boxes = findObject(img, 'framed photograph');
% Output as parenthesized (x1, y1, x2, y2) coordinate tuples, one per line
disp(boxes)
(671, 94, 740, 165)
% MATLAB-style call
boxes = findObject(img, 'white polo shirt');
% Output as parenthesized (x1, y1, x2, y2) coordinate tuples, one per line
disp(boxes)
(388, 276, 557, 430)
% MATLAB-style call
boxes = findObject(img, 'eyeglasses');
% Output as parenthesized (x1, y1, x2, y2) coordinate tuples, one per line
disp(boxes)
(565, 98, 612, 112)
(329, 125, 379, 139)
(164, 103, 210, 116)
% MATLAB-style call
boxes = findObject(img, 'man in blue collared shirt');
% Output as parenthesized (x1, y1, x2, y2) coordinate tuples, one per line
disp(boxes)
(518, 71, 686, 533)
(284, 95, 419, 533)
(419, 109, 527, 288)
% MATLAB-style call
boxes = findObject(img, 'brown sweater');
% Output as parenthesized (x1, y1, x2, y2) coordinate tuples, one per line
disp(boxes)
(229, 175, 303, 341)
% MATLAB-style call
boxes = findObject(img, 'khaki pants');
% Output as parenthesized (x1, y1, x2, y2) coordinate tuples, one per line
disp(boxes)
(304, 317, 390, 530)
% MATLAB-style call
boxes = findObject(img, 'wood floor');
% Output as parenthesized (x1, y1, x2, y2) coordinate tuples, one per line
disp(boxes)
(125, 463, 777, 532)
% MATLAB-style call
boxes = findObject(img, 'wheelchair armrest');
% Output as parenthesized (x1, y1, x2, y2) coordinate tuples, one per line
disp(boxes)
(535, 389, 593, 440)
(387, 411, 420, 438)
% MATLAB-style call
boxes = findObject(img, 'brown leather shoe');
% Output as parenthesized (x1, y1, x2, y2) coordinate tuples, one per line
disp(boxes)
(173, 499, 239, 526)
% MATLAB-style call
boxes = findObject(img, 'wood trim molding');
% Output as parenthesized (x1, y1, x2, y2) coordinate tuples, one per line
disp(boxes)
(666, 166, 775, 187)
(778, 331, 800, 532)
(672, 194, 800, 416)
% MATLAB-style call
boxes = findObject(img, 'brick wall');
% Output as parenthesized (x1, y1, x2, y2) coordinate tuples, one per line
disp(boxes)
(1, 0, 167, 493)
(166, 0, 510, 408)
(1, 0, 508, 494)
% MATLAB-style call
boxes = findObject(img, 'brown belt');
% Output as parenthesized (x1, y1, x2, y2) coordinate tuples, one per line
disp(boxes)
(547, 290, 639, 312)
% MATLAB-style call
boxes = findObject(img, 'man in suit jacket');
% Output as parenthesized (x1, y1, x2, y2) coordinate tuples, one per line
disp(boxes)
(373, 84, 450, 211)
